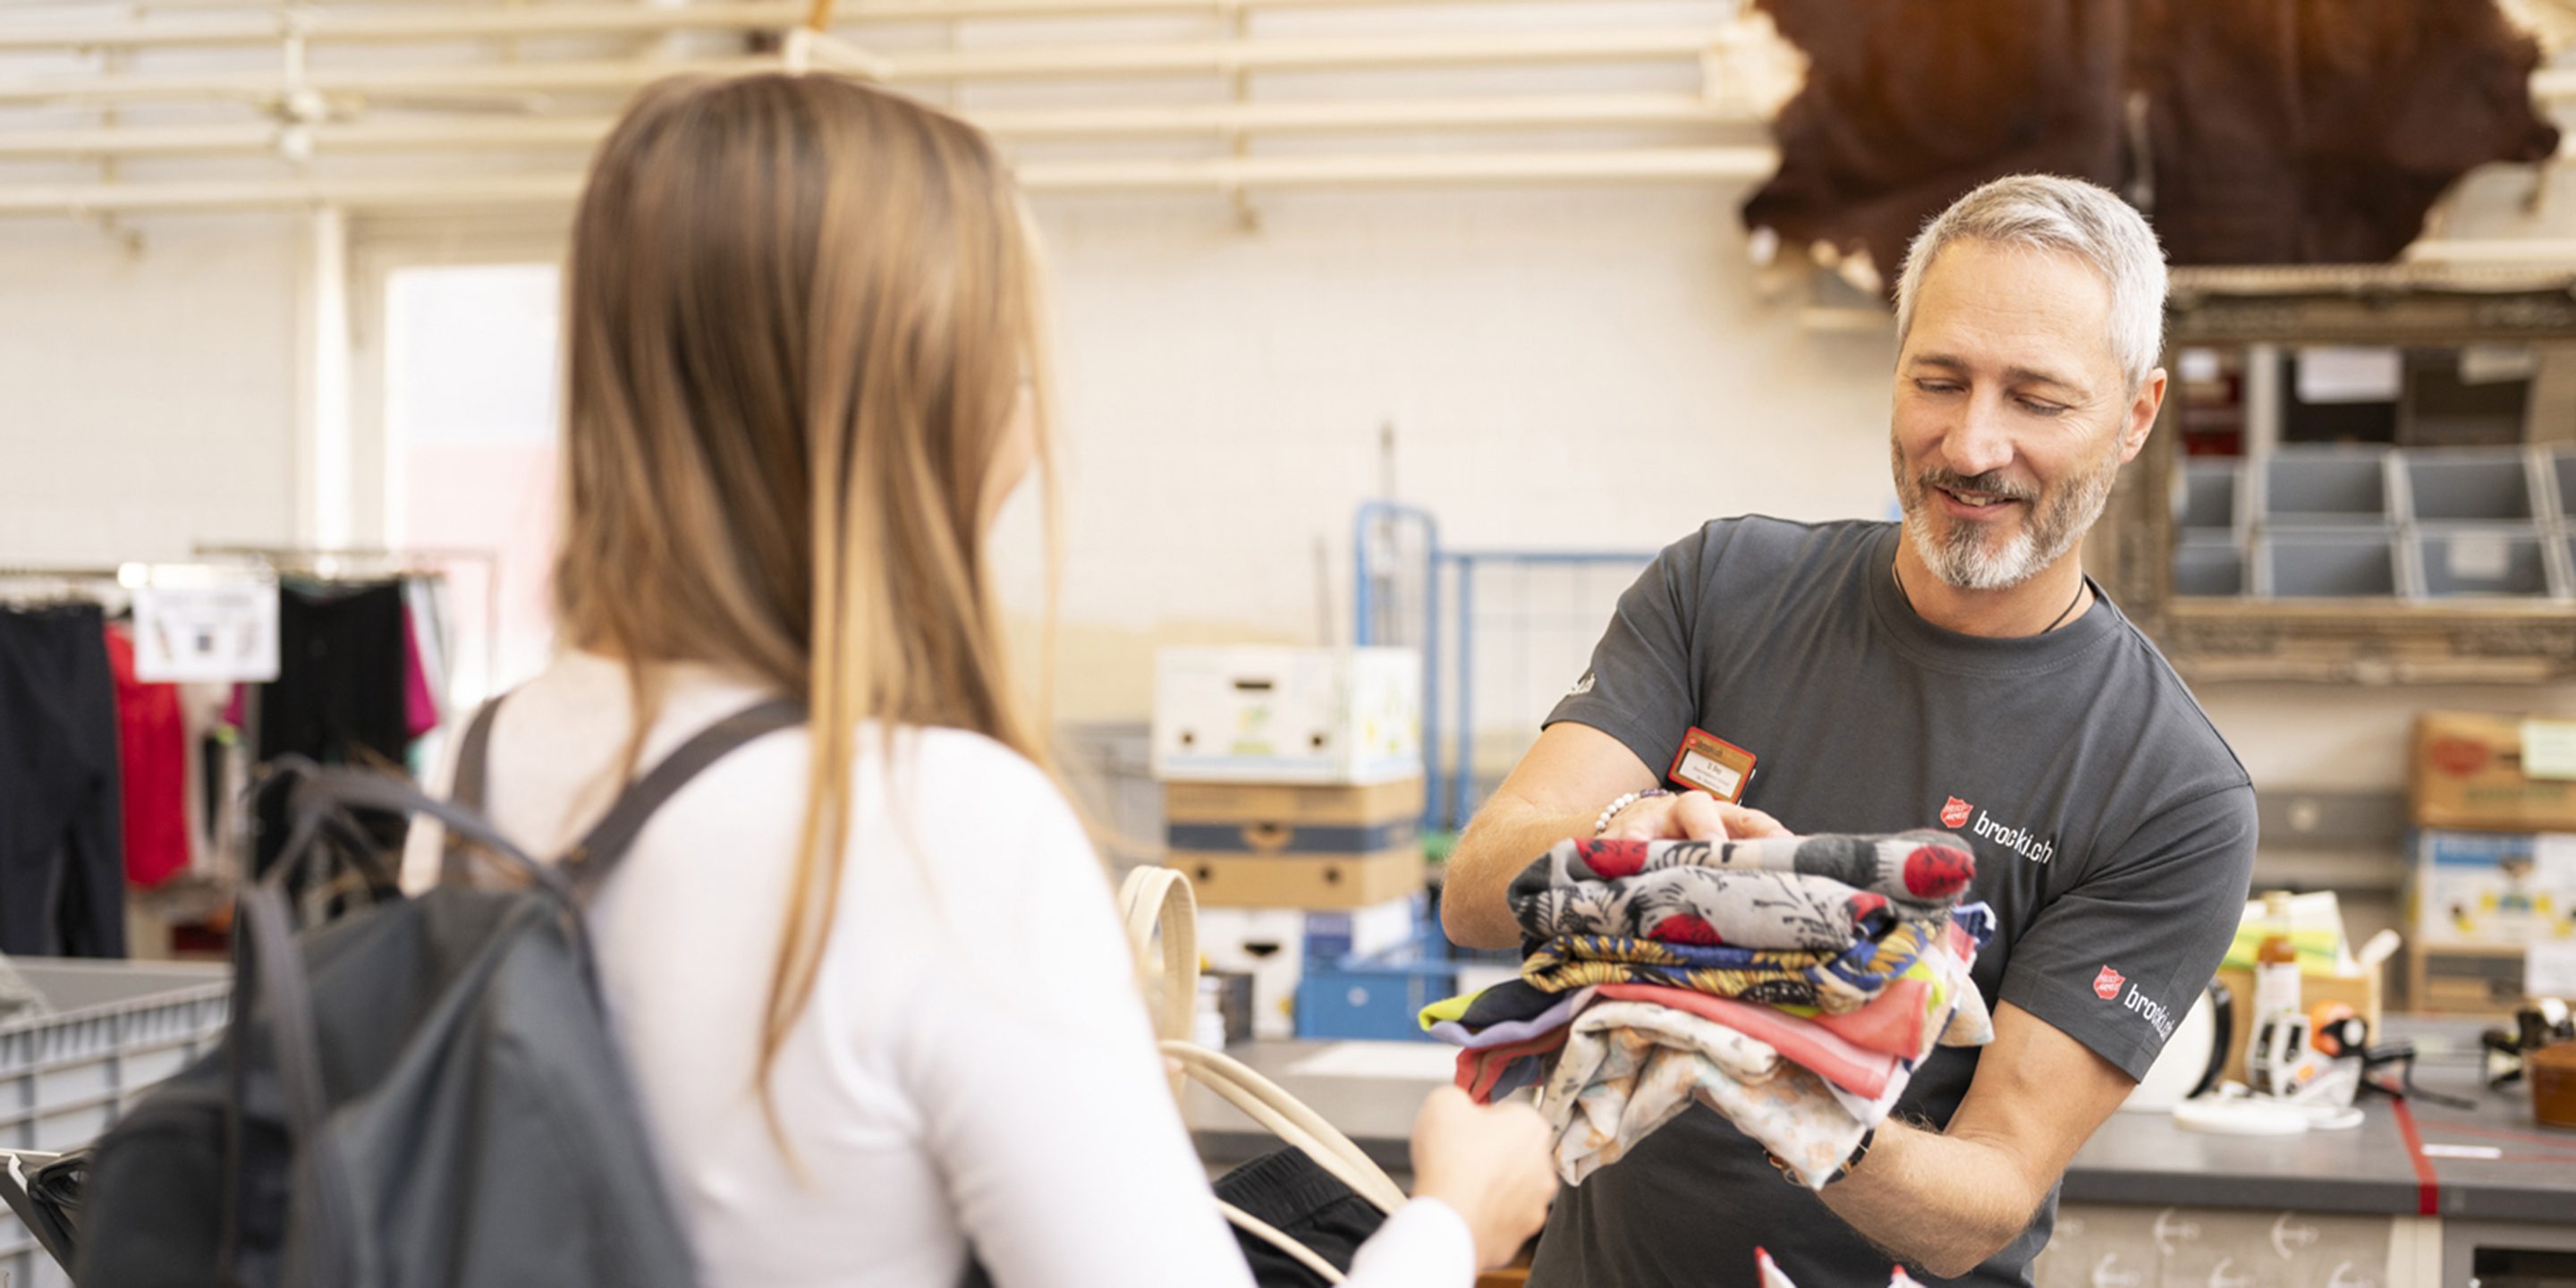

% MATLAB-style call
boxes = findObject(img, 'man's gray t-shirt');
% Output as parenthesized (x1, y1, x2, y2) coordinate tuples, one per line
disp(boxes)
(1529, 517, 2256, 1288)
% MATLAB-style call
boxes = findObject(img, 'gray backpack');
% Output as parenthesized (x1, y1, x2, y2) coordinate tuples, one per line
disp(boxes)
(76, 697, 803, 1288)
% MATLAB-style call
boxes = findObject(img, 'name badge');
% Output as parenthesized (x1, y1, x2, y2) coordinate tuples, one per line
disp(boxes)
(1668, 727, 1756, 803)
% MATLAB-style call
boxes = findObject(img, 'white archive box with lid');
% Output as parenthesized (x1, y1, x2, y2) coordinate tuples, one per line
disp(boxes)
(1151, 647, 1422, 784)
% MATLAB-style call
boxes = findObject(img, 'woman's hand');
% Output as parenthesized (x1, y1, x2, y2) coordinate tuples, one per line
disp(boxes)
(1407, 1087, 1556, 1269)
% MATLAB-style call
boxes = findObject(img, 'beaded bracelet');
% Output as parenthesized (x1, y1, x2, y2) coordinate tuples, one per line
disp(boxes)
(1592, 788, 1672, 836)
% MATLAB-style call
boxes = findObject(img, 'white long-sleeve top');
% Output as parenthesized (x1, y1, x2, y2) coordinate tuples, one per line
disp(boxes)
(398, 650, 1471, 1288)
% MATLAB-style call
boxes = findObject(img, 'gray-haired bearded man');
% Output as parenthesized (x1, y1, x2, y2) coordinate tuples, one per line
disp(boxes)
(1442, 174, 2258, 1287)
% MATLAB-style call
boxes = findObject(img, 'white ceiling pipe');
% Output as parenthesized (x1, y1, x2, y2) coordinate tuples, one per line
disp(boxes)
(0, 116, 608, 157)
(0, 1, 809, 52)
(2402, 238, 2576, 266)
(1015, 144, 1775, 189)
(985, 90, 1749, 136)
(886, 25, 1740, 80)
(0, 144, 1774, 215)
(0, 26, 1726, 104)
(0, 92, 1746, 158)
(0, 0, 1741, 38)
(0, 55, 782, 106)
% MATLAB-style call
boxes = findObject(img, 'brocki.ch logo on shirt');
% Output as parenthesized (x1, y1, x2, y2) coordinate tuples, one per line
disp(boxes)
(1942, 795, 2057, 865)
(2094, 964, 2178, 1038)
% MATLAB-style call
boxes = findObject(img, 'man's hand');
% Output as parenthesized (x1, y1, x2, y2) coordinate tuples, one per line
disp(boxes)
(1598, 792, 1790, 843)
(1442, 724, 1806, 948)
(1816, 1002, 2138, 1278)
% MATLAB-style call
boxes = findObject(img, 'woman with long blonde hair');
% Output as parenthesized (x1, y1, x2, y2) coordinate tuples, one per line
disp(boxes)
(402, 72, 1552, 1287)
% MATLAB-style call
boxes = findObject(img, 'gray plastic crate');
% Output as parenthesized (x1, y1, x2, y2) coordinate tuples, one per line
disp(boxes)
(2172, 540, 2245, 597)
(2415, 528, 2555, 598)
(2403, 448, 2541, 523)
(2263, 450, 2395, 527)
(2176, 459, 2241, 533)
(0, 959, 230, 1288)
(2258, 531, 2402, 597)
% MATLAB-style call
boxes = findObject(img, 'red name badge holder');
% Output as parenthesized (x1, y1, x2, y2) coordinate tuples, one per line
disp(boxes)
(1668, 727, 1756, 804)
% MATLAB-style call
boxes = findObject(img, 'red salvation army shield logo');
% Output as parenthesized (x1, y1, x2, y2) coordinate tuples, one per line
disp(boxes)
(2093, 966, 2126, 1001)
(1940, 796, 1974, 829)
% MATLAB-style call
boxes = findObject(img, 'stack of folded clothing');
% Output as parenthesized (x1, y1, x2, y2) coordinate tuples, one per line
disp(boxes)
(1420, 832, 1994, 1189)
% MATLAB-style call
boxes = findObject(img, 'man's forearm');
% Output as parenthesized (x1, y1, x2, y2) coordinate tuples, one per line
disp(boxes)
(1814, 1120, 2046, 1280)
(1441, 796, 1594, 949)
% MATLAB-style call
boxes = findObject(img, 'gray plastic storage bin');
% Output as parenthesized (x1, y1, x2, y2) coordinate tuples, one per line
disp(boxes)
(2263, 451, 2394, 527)
(2259, 532, 2402, 597)
(2416, 528, 2555, 598)
(2404, 449, 2539, 523)
(2177, 459, 2241, 533)
(0, 959, 230, 1288)
(2172, 541, 2245, 597)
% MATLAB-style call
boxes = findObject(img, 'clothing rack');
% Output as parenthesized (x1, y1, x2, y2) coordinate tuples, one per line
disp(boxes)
(0, 565, 131, 614)
(195, 544, 498, 705)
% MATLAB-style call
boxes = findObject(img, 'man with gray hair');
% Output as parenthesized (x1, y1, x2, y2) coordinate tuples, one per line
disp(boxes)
(1443, 174, 2256, 1285)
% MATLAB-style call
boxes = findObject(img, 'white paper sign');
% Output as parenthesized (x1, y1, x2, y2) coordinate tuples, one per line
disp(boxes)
(2295, 346, 2402, 404)
(2538, 834, 2576, 884)
(2525, 938, 2576, 1002)
(2524, 720, 2576, 782)
(132, 581, 280, 682)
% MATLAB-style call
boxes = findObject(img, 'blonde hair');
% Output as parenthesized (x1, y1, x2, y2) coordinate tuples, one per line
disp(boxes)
(555, 72, 1055, 1138)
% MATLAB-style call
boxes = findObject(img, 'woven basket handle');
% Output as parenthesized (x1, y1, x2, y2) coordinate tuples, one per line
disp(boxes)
(1119, 866, 1200, 1055)
(1161, 1039, 1410, 1216)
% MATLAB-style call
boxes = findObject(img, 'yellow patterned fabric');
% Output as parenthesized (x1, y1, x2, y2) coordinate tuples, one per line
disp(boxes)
(1520, 918, 1941, 1015)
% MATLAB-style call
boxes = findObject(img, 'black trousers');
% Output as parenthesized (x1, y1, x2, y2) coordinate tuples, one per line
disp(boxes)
(0, 604, 127, 957)
(252, 580, 412, 884)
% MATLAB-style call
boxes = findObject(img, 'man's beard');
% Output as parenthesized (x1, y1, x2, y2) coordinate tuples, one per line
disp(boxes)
(1892, 437, 2120, 592)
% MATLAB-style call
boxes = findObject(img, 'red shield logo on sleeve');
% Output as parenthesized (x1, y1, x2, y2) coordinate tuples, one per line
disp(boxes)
(1940, 796, 1974, 829)
(2093, 965, 2126, 1000)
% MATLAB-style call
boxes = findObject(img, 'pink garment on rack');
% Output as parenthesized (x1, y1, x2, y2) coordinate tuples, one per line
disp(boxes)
(402, 603, 438, 739)
(221, 684, 244, 730)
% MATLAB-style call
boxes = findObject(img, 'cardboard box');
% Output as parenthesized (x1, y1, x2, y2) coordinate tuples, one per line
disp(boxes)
(1165, 778, 1422, 859)
(2412, 711, 2576, 834)
(2212, 965, 2383, 1084)
(1174, 848, 1425, 911)
(1164, 778, 1423, 827)
(2408, 944, 2532, 1016)
(1197, 907, 1307, 1039)
(1153, 648, 1421, 784)
(2408, 828, 2575, 948)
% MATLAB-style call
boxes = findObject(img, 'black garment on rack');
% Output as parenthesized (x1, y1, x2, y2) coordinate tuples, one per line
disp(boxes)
(251, 580, 414, 880)
(0, 604, 128, 957)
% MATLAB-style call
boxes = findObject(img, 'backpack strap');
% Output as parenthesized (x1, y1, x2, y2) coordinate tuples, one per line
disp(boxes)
(440, 697, 507, 885)
(559, 697, 808, 902)
(451, 697, 504, 811)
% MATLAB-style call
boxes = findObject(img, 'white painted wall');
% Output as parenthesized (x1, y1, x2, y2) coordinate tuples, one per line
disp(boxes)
(0, 214, 304, 562)
(4, 25, 2573, 824)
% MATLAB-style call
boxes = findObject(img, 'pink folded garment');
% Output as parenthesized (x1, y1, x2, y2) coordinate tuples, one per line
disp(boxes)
(1456, 1026, 1572, 1104)
(1594, 982, 1901, 1099)
(1806, 978, 1935, 1060)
